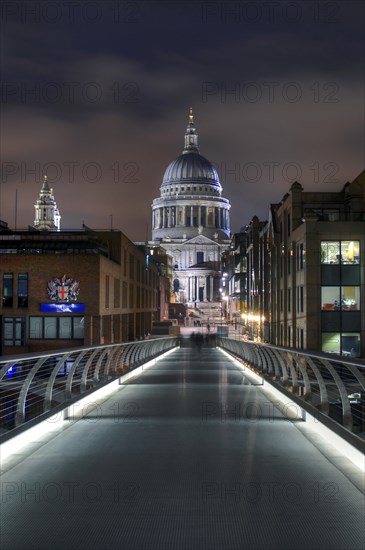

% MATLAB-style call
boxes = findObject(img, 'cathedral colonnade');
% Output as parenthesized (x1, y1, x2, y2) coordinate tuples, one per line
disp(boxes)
(186, 274, 221, 303)
(153, 205, 230, 231)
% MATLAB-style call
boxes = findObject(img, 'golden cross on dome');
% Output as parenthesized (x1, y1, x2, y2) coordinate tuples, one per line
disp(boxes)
(188, 107, 194, 124)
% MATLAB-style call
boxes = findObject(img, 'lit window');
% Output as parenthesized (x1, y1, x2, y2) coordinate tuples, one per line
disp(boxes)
(321, 332, 360, 357)
(321, 241, 360, 264)
(321, 241, 340, 264)
(341, 286, 360, 310)
(341, 241, 360, 264)
(321, 287, 340, 310)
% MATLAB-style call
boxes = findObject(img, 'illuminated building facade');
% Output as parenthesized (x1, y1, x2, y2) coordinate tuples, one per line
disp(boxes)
(149, 109, 231, 320)
(33, 176, 61, 231)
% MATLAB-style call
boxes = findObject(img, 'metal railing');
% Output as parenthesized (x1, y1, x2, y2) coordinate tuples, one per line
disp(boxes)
(219, 338, 365, 446)
(0, 337, 178, 438)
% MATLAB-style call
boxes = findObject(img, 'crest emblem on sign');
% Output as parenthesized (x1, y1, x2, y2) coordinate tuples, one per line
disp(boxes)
(47, 274, 80, 302)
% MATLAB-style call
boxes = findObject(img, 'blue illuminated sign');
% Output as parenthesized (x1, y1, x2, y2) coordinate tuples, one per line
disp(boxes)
(41, 303, 86, 313)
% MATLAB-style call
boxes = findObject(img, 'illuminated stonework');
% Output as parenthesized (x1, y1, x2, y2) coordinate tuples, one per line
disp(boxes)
(34, 176, 61, 231)
(149, 110, 231, 311)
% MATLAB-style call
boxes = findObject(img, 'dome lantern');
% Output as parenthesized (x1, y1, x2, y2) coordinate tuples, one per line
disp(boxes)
(183, 107, 199, 154)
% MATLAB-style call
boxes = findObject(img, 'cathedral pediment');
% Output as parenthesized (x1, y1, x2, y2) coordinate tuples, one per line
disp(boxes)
(183, 235, 218, 246)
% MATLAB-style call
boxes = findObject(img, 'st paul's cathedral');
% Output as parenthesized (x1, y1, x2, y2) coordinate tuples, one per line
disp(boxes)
(150, 109, 231, 317)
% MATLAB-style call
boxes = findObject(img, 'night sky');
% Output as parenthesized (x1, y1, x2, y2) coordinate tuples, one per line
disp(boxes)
(1, 0, 364, 240)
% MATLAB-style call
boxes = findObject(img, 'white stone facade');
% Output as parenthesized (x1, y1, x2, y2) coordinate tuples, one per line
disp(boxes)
(149, 110, 231, 309)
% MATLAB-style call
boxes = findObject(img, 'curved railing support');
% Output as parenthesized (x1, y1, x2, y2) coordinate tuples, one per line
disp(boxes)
(1, 337, 178, 434)
(218, 338, 365, 437)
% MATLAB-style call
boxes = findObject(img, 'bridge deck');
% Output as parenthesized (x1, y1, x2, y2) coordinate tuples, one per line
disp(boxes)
(1, 347, 364, 550)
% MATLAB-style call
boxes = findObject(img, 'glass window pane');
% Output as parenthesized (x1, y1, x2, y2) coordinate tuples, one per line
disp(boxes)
(3, 273, 13, 307)
(29, 317, 42, 339)
(341, 241, 359, 264)
(44, 317, 57, 339)
(321, 241, 340, 264)
(73, 317, 84, 339)
(322, 332, 340, 354)
(59, 317, 72, 339)
(342, 312, 361, 332)
(4, 319, 14, 345)
(15, 322, 22, 340)
(341, 333, 360, 357)
(341, 287, 360, 310)
(321, 287, 340, 310)
(18, 273, 28, 307)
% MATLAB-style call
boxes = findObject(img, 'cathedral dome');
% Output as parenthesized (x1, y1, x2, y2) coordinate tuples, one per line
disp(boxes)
(161, 108, 221, 190)
(152, 109, 230, 242)
(162, 152, 220, 187)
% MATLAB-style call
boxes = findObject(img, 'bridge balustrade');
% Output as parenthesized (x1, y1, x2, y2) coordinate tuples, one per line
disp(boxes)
(219, 338, 365, 440)
(0, 337, 178, 437)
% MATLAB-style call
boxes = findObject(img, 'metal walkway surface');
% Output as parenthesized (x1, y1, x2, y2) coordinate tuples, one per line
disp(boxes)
(1, 347, 364, 550)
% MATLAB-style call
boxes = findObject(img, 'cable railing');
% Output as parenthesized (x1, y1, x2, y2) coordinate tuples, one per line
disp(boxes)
(218, 338, 365, 447)
(0, 337, 178, 438)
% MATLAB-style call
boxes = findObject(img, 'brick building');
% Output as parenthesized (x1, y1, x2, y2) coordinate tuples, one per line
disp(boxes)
(0, 225, 159, 355)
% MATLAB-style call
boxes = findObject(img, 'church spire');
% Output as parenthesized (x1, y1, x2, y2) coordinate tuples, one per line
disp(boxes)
(34, 175, 61, 231)
(183, 107, 199, 154)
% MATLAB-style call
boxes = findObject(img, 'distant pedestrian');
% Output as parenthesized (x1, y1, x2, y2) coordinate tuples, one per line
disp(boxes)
(196, 332, 203, 353)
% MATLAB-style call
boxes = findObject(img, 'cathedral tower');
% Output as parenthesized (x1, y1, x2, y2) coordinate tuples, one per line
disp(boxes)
(34, 176, 61, 231)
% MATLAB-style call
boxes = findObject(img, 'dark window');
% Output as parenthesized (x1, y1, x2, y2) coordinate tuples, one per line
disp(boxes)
(341, 266, 360, 285)
(197, 252, 204, 263)
(18, 273, 28, 308)
(3, 273, 13, 307)
(321, 311, 341, 331)
(342, 312, 361, 332)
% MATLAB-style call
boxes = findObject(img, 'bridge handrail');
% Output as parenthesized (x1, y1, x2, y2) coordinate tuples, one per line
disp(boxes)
(0, 337, 178, 438)
(218, 338, 365, 447)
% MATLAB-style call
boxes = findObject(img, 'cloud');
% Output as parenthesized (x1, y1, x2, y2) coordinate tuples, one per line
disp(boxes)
(0, 0, 364, 239)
